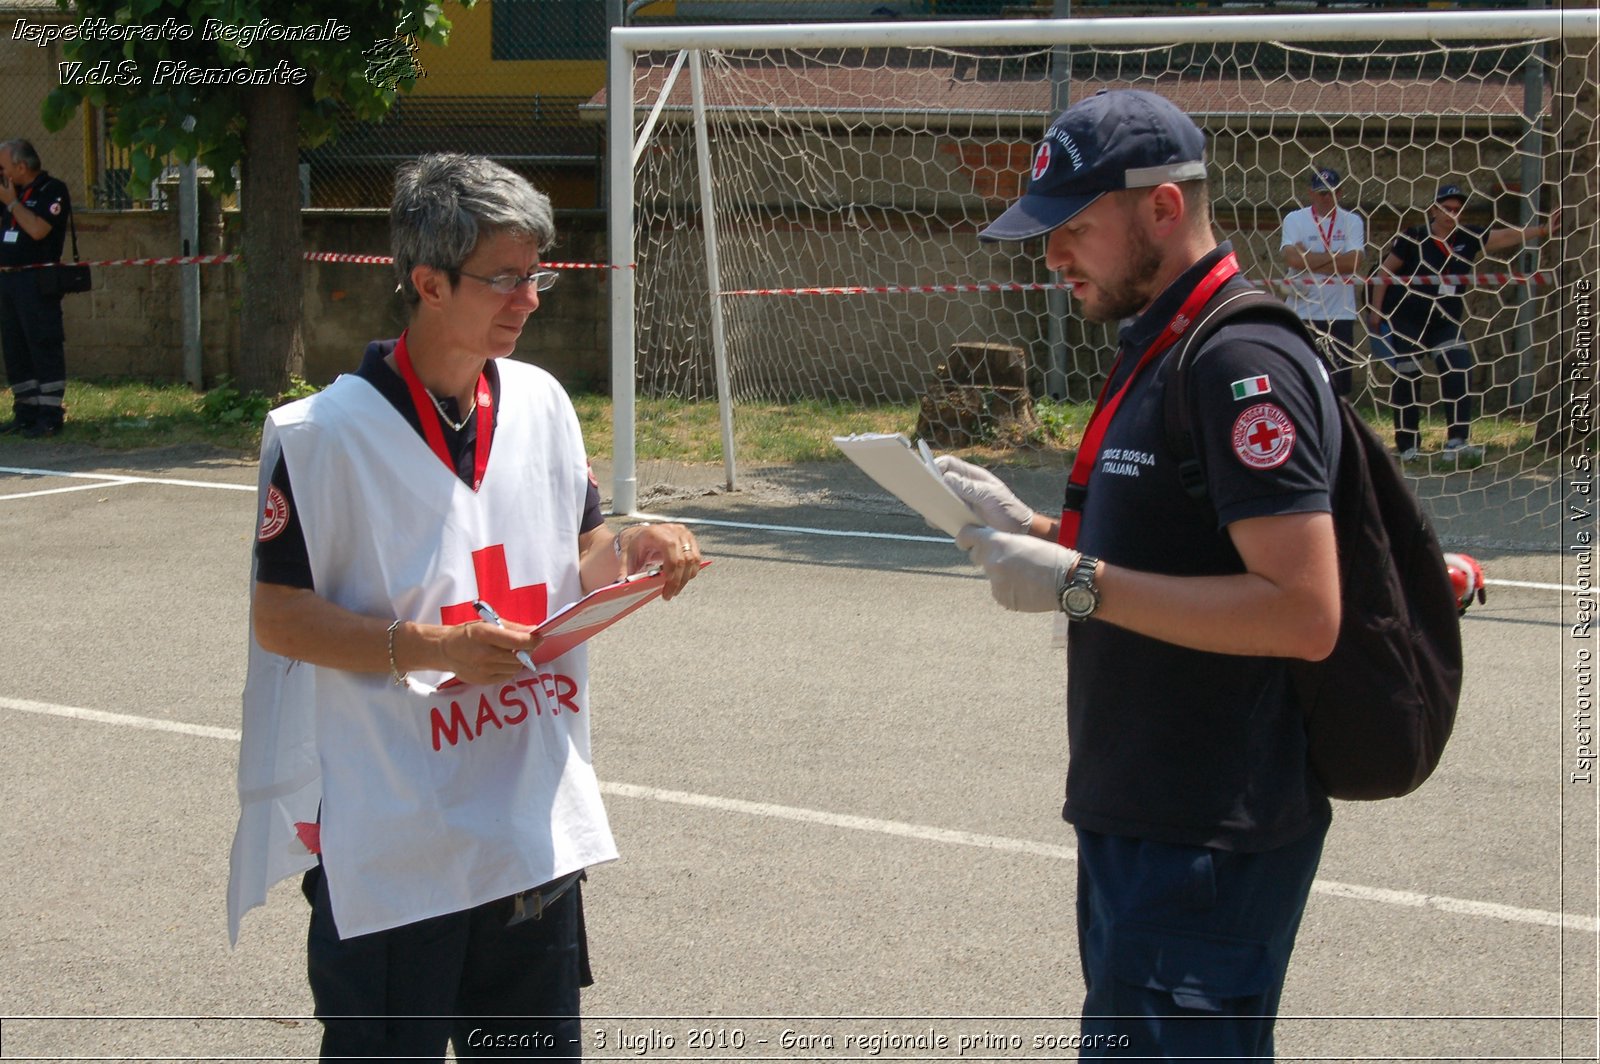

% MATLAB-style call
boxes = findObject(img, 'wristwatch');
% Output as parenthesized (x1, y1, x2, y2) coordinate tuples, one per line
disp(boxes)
(1059, 554, 1102, 622)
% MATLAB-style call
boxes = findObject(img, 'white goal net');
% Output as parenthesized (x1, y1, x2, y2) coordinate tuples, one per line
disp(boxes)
(608, 11, 1597, 550)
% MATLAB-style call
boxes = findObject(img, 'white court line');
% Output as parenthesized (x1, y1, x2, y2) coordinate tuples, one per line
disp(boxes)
(630, 511, 1588, 595)
(623, 510, 948, 543)
(0, 696, 244, 742)
(4, 694, 1595, 936)
(0, 465, 255, 492)
(0, 476, 140, 501)
(0, 466, 1580, 593)
(1491, 578, 1582, 592)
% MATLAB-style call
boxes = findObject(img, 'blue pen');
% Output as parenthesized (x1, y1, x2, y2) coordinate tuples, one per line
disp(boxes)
(472, 599, 537, 673)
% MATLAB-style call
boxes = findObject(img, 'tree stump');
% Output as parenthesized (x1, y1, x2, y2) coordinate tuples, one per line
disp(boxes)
(916, 341, 1038, 447)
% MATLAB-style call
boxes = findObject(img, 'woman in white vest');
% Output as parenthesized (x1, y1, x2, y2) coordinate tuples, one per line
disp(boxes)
(228, 153, 703, 1061)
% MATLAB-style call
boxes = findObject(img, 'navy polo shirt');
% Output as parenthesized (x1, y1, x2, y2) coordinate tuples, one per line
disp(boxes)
(0, 171, 70, 267)
(1062, 244, 1338, 852)
(1386, 223, 1487, 333)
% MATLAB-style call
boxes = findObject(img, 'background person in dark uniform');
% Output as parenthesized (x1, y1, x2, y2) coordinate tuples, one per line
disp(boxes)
(0, 138, 71, 437)
(934, 89, 1342, 1060)
(1367, 182, 1558, 461)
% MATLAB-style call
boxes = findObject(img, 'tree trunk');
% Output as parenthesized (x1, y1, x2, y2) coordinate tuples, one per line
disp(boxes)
(235, 84, 305, 397)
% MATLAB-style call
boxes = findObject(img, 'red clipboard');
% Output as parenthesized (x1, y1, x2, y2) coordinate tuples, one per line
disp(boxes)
(528, 560, 710, 664)
(423, 561, 711, 693)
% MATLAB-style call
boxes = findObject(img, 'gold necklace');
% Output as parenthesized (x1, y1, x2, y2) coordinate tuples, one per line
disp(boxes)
(426, 389, 475, 432)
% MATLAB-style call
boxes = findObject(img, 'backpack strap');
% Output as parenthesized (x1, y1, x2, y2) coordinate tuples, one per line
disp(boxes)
(1162, 285, 1326, 502)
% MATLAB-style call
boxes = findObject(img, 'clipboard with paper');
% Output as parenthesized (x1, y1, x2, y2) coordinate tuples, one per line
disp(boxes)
(417, 562, 712, 694)
(833, 433, 982, 537)
(526, 561, 710, 664)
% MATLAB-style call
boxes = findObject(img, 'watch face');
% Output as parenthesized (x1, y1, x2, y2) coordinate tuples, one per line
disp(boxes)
(1064, 585, 1097, 617)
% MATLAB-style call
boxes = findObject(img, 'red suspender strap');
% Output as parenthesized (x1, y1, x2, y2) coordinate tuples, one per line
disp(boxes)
(394, 331, 494, 491)
(1057, 252, 1241, 549)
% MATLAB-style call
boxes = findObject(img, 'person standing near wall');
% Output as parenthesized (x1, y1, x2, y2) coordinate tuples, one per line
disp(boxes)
(1367, 182, 1559, 461)
(0, 138, 71, 437)
(1280, 166, 1365, 397)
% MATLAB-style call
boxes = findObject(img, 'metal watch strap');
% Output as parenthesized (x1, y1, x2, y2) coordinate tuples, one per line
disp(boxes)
(1060, 554, 1102, 622)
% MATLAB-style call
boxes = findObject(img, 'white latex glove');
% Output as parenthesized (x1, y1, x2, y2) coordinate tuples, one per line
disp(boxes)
(934, 454, 1034, 535)
(955, 524, 1079, 614)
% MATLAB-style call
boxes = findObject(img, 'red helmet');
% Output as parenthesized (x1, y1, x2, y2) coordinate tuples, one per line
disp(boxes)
(1443, 552, 1487, 614)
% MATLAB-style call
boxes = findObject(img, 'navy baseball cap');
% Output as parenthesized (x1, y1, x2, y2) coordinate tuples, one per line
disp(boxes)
(1435, 184, 1468, 206)
(1309, 167, 1340, 190)
(979, 89, 1207, 242)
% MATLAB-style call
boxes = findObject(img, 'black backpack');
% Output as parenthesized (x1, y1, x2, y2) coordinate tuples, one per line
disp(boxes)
(1163, 286, 1462, 801)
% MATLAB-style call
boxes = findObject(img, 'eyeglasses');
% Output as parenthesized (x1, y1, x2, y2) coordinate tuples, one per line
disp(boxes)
(457, 268, 560, 295)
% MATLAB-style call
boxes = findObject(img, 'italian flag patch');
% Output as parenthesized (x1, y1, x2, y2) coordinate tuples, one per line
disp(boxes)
(1231, 375, 1272, 400)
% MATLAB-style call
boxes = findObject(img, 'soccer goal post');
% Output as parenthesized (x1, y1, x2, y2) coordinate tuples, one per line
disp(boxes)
(607, 9, 1596, 550)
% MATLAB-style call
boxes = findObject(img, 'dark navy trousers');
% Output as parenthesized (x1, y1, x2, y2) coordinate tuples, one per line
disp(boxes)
(1385, 318, 1474, 450)
(303, 865, 589, 1062)
(1075, 822, 1328, 1062)
(0, 271, 65, 429)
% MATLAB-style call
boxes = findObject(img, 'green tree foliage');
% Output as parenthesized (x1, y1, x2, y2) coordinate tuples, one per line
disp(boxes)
(41, 1, 476, 395)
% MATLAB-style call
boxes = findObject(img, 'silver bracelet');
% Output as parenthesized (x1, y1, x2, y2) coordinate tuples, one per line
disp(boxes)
(386, 618, 408, 687)
(613, 525, 635, 562)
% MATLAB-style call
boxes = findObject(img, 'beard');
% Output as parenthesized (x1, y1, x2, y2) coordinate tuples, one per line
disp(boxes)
(1076, 220, 1165, 324)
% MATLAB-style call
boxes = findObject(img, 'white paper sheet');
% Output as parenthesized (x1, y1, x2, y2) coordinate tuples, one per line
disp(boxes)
(833, 433, 982, 537)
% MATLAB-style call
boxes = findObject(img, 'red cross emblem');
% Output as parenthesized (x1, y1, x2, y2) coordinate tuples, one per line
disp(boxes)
(440, 544, 548, 627)
(1032, 142, 1052, 181)
(1231, 403, 1296, 470)
(257, 485, 290, 542)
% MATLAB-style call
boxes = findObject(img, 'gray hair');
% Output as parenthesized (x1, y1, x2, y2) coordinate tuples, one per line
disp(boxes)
(0, 139, 41, 171)
(390, 153, 556, 306)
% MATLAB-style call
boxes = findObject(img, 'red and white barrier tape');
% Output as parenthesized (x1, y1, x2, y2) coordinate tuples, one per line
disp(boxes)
(720, 273, 1557, 297)
(0, 253, 1553, 292)
(0, 253, 635, 271)
(723, 282, 1070, 296)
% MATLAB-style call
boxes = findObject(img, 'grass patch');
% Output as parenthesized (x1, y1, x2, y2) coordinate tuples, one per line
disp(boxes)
(26, 381, 1551, 471)
(54, 379, 259, 451)
(30, 377, 318, 452)
(571, 394, 936, 464)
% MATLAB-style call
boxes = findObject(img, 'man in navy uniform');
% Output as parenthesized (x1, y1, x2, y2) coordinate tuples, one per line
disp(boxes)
(0, 139, 71, 437)
(936, 89, 1341, 1059)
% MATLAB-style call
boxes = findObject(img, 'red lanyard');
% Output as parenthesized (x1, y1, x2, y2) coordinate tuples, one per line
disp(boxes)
(393, 330, 493, 491)
(1312, 206, 1337, 256)
(1058, 252, 1240, 549)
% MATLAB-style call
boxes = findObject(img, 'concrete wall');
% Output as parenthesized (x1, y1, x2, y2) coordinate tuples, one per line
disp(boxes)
(60, 208, 610, 392)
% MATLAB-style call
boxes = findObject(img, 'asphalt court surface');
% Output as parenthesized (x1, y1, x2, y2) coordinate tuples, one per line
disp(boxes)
(0, 438, 1595, 1062)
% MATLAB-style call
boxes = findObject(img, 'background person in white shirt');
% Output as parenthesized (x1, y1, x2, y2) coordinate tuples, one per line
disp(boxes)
(1280, 167, 1365, 396)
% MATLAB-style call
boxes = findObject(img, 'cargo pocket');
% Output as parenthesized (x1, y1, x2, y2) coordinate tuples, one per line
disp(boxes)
(1111, 922, 1271, 1013)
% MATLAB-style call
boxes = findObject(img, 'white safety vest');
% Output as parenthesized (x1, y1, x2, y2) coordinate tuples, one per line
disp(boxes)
(227, 360, 617, 942)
